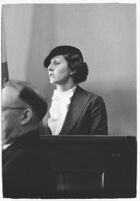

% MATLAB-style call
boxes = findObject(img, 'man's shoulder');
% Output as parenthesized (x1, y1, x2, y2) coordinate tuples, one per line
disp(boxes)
(3, 131, 39, 157)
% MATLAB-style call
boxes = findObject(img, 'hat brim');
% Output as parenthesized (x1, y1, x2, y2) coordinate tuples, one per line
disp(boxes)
(44, 45, 83, 68)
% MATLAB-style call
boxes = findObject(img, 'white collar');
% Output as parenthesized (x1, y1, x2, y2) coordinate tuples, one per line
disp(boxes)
(2, 143, 11, 150)
(52, 86, 77, 99)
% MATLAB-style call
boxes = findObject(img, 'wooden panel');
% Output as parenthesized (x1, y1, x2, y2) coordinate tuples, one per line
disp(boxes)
(39, 136, 136, 198)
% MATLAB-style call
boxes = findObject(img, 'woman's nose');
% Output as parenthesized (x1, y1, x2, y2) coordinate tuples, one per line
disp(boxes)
(48, 64, 54, 71)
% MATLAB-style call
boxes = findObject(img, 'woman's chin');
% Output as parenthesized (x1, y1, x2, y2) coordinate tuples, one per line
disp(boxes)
(49, 78, 55, 84)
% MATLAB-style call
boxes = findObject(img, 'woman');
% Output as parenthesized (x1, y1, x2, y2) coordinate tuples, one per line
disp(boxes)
(43, 45, 108, 135)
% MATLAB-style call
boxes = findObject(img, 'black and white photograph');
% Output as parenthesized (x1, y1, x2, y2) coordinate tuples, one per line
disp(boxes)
(1, 0, 139, 199)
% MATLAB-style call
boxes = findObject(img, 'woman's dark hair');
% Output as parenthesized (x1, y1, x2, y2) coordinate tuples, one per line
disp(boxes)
(64, 53, 88, 84)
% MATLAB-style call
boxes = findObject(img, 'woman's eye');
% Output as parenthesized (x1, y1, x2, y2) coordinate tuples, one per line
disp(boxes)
(54, 61, 60, 65)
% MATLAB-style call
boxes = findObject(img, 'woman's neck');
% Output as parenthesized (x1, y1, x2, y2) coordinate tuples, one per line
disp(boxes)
(56, 81, 76, 92)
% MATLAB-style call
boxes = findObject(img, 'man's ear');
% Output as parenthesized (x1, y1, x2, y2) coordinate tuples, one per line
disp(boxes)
(20, 108, 32, 125)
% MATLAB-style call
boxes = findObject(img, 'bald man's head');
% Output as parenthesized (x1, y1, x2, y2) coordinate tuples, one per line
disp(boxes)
(2, 80, 47, 145)
(3, 80, 47, 120)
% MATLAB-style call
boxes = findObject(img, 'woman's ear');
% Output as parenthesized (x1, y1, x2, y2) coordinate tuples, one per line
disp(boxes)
(20, 108, 32, 125)
(70, 70, 76, 75)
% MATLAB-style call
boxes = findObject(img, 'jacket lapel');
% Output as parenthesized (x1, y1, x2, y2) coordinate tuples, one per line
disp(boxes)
(59, 86, 90, 135)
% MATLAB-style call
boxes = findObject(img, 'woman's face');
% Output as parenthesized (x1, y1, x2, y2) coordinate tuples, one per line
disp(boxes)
(48, 55, 72, 85)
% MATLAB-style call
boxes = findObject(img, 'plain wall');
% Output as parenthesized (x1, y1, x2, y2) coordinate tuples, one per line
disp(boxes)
(2, 3, 136, 136)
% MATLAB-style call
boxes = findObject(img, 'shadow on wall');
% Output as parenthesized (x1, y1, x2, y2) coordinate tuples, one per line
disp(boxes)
(109, 88, 136, 137)
(99, 88, 136, 137)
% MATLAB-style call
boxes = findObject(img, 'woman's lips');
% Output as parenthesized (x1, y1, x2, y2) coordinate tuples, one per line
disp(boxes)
(49, 73, 54, 77)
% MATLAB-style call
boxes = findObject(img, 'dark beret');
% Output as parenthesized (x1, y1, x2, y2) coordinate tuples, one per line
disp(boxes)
(44, 45, 83, 68)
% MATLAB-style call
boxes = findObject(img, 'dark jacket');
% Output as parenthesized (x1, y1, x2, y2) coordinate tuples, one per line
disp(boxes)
(43, 86, 108, 135)
(2, 129, 56, 198)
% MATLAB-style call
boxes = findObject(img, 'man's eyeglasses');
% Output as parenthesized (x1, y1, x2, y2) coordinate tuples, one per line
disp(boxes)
(2, 106, 27, 111)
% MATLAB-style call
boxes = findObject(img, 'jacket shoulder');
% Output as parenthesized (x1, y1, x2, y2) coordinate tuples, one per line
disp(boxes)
(77, 86, 106, 106)
(77, 86, 100, 99)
